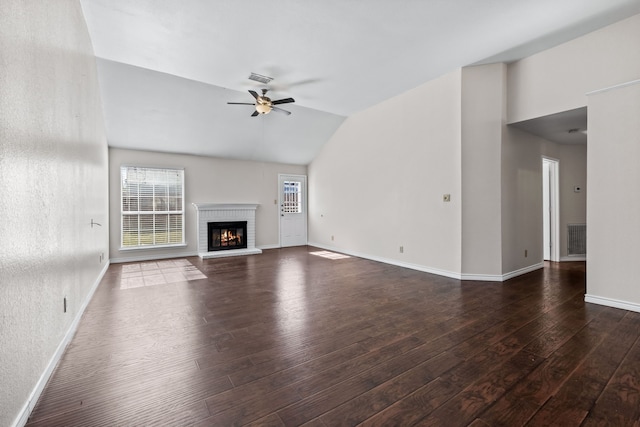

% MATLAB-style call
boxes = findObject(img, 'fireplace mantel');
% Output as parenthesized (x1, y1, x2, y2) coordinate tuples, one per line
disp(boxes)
(192, 203, 262, 259)
(193, 203, 259, 211)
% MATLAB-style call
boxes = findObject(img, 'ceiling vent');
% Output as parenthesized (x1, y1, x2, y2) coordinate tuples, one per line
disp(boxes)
(248, 73, 273, 84)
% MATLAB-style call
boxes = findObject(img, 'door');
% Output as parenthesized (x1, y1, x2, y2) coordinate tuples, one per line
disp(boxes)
(542, 157, 560, 262)
(543, 160, 551, 260)
(279, 174, 307, 247)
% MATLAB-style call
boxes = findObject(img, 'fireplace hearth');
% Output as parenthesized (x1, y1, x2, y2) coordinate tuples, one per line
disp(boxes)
(208, 221, 247, 252)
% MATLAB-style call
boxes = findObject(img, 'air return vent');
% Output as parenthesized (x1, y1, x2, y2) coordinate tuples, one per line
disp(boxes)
(248, 72, 273, 84)
(567, 224, 586, 256)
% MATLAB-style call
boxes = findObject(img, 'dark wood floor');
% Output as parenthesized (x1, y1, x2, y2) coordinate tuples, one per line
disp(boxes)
(27, 247, 640, 426)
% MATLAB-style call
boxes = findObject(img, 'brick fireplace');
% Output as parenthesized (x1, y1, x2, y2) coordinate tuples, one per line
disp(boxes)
(192, 203, 261, 258)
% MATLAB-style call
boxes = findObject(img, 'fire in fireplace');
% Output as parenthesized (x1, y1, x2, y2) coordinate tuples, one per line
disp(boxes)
(208, 221, 247, 251)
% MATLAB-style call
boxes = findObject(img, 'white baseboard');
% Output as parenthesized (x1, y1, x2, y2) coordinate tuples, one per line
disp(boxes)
(13, 261, 110, 427)
(585, 294, 640, 313)
(308, 241, 462, 280)
(257, 244, 280, 250)
(501, 262, 545, 281)
(110, 251, 198, 264)
(560, 256, 586, 262)
(460, 273, 504, 282)
(307, 242, 545, 282)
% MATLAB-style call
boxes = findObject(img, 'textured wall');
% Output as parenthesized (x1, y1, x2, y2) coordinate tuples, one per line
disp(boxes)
(0, 1, 109, 426)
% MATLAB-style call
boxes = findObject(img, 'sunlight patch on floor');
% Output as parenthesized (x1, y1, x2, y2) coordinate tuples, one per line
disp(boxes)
(310, 250, 351, 260)
(119, 259, 206, 289)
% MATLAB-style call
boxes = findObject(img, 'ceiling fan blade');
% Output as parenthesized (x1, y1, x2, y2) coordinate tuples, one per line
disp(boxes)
(271, 106, 291, 115)
(227, 102, 255, 105)
(251, 110, 260, 117)
(248, 90, 259, 99)
(271, 97, 295, 105)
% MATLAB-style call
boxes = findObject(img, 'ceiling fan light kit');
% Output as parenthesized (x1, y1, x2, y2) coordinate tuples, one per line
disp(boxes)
(255, 102, 271, 114)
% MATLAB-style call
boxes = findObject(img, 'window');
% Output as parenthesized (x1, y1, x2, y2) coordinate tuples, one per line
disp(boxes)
(121, 166, 184, 248)
(282, 180, 302, 213)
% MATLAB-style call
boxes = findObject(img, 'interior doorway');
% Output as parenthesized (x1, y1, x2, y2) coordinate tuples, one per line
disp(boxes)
(542, 157, 560, 262)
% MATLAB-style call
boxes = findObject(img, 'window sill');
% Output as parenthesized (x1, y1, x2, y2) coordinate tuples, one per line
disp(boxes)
(119, 243, 188, 251)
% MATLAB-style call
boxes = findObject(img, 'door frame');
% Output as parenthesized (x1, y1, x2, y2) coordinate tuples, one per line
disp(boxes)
(278, 173, 308, 248)
(542, 157, 560, 262)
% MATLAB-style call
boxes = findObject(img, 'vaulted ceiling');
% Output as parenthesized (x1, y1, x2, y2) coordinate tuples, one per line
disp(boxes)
(80, 0, 640, 165)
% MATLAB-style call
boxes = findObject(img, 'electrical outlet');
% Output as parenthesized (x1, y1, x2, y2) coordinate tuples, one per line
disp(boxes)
(63, 297, 67, 313)
(443, 194, 451, 202)
(331, 235, 334, 241)
(400, 246, 404, 253)
(525, 249, 528, 257)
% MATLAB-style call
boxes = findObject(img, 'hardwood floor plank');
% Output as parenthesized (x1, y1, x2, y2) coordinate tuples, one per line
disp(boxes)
(243, 413, 286, 427)
(228, 343, 368, 387)
(291, 335, 426, 400)
(23, 251, 639, 427)
(361, 378, 459, 426)
(199, 386, 302, 426)
(318, 351, 462, 426)
(415, 349, 544, 426)
(528, 309, 640, 425)
(476, 303, 628, 426)
(579, 312, 640, 426)
(203, 335, 423, 417)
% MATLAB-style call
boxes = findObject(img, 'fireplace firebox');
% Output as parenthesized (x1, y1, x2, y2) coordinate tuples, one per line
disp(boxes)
(207, 221, 247, 252)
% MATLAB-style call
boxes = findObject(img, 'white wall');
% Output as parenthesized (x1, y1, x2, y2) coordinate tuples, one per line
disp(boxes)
(554, 143, 588, 260)
(461, 64, 505, 277)
(460, 63, 586, 278)
(501, 127, 545, 274)
(504, 13, 638, 297)
(0, 2, 109, 426)
(311, 12, 634, 281)
(508, 13, 640, 123)
(109, 148, 306, 262)
(308, 62, 588, 281)
(501, 127, 587, 274)
(309, 71, 462, 277)
(586, 80, 640, 311)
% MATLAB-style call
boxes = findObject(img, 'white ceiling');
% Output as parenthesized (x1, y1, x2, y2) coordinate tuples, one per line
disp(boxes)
(80, 0, 640, 165)
(510, 107, 588, 145)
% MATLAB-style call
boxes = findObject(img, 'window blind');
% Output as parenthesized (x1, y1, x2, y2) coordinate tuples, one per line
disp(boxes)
(121, 166, 184, 248)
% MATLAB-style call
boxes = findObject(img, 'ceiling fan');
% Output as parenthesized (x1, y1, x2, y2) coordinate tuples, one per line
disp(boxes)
(227, 89, 295, 117)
